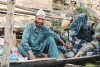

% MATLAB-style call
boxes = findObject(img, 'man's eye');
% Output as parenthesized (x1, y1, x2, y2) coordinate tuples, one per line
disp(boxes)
(38, 18, 41, 19)
(42, 19, 44, 20)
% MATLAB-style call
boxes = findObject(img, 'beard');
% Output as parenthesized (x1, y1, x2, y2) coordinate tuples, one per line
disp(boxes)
(35, 21, 44, 27)
(37, 23, 43, 27)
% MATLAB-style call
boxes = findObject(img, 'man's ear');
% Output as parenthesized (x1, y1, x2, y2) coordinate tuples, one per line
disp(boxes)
(35, 16, 37, 19)
(35, 16, 38, 21)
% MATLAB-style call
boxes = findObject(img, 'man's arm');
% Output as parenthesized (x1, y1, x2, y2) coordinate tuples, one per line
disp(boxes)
(57, 38, 66, 46)
(75, 50, 83, 57)
(27, 50, 35, 60)
(49, 30, 66, 46)
(43, 26, 66, 46)
(21, 24, 35, 60)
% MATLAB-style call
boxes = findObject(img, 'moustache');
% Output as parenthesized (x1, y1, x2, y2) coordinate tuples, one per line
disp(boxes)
(36, 23, 44, 27)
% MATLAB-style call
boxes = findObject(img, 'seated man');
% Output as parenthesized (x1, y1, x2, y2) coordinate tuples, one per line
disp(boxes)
(75, 22, 100, 57)
(18, 9, 65, 60)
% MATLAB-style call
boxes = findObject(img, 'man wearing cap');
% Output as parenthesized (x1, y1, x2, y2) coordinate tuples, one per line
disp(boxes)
(18, 9, 65, 60)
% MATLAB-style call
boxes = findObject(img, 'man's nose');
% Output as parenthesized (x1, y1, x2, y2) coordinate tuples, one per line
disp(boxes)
(39, 19, 43, 23)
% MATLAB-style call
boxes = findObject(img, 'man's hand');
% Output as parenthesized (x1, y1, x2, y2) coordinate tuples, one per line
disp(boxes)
(65, 41, 72, 48)
(27, 50, 36, 60)
(57, 38, 66, 46)
(29, 55, 35, 60)
(66, 42, 72, 46)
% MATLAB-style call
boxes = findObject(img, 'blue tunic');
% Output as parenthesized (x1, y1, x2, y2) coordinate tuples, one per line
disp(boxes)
(18, 22, 60, 59)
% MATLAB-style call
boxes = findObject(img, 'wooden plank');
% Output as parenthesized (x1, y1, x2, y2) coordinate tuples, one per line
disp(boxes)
(9, 55, 100, 63)
(8, 55, 100, 67)
(1, 0, 15, 67)
(0, 7, 63, 19)
(0, 7, 36, 16)
(0, 1, 51, 14)
(57, 55, 100, 61)
(10, 58, 56, 63)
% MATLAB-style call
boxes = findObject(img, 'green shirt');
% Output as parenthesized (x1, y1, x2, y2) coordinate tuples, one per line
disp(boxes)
(21, 22, 60, 51)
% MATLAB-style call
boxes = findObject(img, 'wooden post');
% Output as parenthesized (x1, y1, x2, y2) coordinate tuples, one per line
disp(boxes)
(1, 0, 15, 67)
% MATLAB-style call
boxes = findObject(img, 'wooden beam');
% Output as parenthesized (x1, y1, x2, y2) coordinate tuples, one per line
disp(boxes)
(10, 58, 56, 63)
(0, 7, 66, 19)
(0, 1, 51, 14)
(0, 1, 68, 19)
(1, 0, 15, 67)
(0, 7, 36, 15)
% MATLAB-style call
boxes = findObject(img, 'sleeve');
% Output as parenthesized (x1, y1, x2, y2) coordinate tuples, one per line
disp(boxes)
(50, 31, 60, 40)
(21, 24, 31, 50)
(42, 25, 60, 40)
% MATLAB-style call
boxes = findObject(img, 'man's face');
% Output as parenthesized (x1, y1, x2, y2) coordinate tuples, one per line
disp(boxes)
(35, 15, 45, 25)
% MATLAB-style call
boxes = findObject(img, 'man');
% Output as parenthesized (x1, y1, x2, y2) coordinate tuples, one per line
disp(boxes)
(75, 22, 100, 57)
(18, 9, 65, 60)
